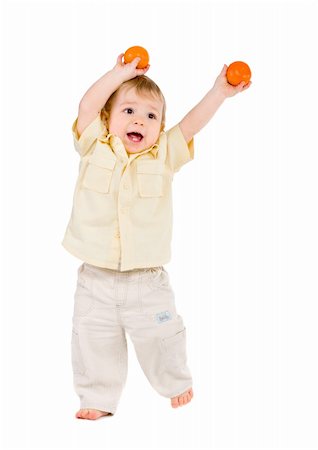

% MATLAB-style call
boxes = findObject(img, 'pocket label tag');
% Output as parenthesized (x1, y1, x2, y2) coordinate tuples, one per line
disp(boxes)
(155, 311, 172, 324)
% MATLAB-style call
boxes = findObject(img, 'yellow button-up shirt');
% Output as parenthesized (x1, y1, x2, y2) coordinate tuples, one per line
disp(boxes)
(61, 112, 194, 271)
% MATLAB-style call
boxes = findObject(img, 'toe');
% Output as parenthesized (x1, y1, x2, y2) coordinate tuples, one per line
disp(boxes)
(76, 409, 86, 419)
(87, 410, 97, 419)
(171, 397, 179, 408)
(170, 389, 194, 409)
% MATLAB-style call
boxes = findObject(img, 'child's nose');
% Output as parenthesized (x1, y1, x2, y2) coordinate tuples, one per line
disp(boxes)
(134, 118, 144, 126)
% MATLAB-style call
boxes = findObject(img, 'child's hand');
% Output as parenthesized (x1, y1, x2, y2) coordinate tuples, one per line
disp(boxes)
(111, 53, 150, 82)
(212, 64, 252, 99)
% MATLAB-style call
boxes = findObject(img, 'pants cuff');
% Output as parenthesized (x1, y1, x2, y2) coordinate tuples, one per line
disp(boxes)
(79, 403, 116, 415)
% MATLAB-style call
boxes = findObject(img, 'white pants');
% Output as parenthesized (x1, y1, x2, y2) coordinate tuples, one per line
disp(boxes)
(71, 262, 193, 415)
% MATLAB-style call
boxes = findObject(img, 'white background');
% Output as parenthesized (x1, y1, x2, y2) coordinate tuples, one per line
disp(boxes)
(1, 0, 317, 449)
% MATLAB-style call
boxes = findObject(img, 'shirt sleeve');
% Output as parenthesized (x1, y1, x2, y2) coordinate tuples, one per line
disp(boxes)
(165, 124, 195, 173)
(71, 111, 106, 157)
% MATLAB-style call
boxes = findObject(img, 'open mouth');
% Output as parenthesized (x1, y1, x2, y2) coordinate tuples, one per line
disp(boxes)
(127, 132, 143, 143)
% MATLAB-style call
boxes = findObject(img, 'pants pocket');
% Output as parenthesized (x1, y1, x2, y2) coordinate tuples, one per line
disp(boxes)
(71, 328, 86, 375)
(160, 327, 187, 371)
(146, 267, 170, 290)
(73, 264, 96, 317)
(84, 263, 116, 290)
(140, 268, 177, 319)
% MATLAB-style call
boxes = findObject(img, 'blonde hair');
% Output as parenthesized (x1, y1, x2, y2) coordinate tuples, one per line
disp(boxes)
(101, 75, 166, 132)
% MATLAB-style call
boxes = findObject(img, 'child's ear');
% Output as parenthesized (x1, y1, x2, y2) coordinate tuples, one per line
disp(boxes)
(100, 108, 110, 132)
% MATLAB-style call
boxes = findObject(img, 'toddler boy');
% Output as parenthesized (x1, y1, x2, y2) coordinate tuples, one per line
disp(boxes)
(62, 53, 251, 419)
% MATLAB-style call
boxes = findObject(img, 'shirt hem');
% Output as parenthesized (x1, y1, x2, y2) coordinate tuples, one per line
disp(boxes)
(61, 240, 171, 271)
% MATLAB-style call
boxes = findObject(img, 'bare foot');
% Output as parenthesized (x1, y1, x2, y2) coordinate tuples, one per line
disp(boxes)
(170, 387, 193, 408)
(75, 408, 111, 420)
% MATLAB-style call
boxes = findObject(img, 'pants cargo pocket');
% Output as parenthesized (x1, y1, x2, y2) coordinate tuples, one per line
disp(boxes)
(71, 328, 86, 375)
(160, 327, 187, 371)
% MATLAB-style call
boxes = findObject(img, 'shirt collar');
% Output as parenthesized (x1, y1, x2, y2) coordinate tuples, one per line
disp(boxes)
(99, 132, 161, 159)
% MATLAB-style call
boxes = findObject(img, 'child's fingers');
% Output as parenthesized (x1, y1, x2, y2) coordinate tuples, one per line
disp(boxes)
(240, 80, 252, 91)
(117, 53, 125, 64)
(131, 57, 141, 67)
(135, 66, 150, 76)
(237, 81, 247, 91)
(218, 64, 227, 77)
(138, 64, 150, 73)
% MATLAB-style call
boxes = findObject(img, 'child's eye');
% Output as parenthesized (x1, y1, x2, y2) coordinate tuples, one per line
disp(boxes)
(124, 108, 134, 114)
(148, 113, 156, 119)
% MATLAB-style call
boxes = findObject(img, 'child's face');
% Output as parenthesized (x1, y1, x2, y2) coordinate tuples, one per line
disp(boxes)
(108, 87, 164, 154)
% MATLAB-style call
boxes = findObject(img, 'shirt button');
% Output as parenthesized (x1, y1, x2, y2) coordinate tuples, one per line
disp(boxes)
(115, 231, 120, 238)
(123, 183, 129, 190)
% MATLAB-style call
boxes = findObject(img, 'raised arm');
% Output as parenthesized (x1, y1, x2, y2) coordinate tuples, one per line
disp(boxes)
(76, 54, 150, 137)
(179, 64, 252, 144)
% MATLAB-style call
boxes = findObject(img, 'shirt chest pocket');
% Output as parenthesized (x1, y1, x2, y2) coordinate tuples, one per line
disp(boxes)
(136, 160, 165, 198)
(82, 152, 116, 194)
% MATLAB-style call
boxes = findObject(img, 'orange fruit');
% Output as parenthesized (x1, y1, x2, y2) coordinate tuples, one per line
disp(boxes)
(124, 46, 149, 69)
(226, 61, 251, 86)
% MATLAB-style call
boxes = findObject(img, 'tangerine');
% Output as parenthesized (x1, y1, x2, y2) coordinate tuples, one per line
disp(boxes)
(124, 46, 149, 69)
(226, 61, 251, 86)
